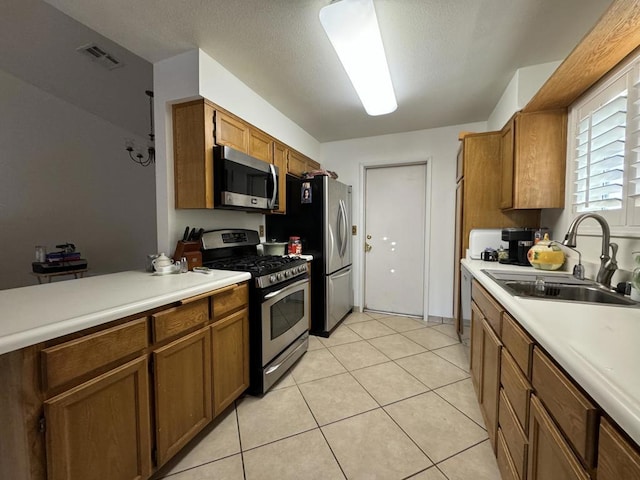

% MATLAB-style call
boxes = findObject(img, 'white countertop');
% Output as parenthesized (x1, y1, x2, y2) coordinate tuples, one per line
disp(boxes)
(0, 270, 251, 356)
(462, 259, 640, 445)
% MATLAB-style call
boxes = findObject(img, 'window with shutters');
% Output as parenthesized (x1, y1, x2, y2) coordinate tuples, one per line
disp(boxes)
(568, 51, 640, 230)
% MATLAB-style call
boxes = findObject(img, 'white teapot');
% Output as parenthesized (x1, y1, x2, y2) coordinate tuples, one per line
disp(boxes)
(152, 253, 175, 273)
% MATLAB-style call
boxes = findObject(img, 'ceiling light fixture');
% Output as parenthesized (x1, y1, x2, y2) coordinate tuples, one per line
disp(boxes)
(125, 90, 155, 167)
(319, 0, 397, 116)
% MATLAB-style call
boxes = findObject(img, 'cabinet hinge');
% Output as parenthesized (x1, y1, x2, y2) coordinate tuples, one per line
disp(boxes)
(39, 415, 46, 433)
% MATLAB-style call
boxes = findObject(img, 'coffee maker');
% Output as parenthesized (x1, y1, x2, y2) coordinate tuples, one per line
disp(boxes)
(499, 228, 536, 266)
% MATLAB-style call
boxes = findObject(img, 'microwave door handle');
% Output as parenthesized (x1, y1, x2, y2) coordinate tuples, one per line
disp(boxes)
(268, 163, 278, 209)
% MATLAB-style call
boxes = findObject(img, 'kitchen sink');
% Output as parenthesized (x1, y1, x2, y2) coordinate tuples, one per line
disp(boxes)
(481, 270, 639, 307)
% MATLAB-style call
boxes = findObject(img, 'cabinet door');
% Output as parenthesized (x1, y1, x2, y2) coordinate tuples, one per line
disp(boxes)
(153, 327, 212, 467)
(173, 99, 215, 209)
(45, 357, 151, 480)
(481, 318, 502, 452)
(215, 110, 249, 152)
(597, 417, 640, 480)
(500, 117, 515, 209)
(249, 128, 273, 163)
(288, 150, 307, 177)
(211, 308, 250, 416)
(528, 395, 590, 480)
(272, 141, 288, 214)
(511, 110, 567, 209)
(470, 301, 484, 398)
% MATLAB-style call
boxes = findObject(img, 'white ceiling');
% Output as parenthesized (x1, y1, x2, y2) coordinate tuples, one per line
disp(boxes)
(5, 0, 613, 142)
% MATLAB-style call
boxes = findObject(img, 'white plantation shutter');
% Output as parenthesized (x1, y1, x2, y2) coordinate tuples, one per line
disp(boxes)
(572, 76, 627, 225)
(569, 52, 640, 229)
(628, 66, 640, 226)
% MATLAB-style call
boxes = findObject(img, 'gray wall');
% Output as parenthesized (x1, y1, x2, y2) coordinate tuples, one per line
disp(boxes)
(0, 69, 157, 290)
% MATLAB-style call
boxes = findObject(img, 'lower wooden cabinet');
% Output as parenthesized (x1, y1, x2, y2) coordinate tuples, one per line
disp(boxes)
(597, 417, 640, 480)
(527, 395, 589, 480)
(44, 356, 152, 480)
(470, 299, 502, 452)
(211, 307, 249, 416)
(481, 318, 502, 451)
(152, 327, 212, 467)
(470, 302, 484, 395)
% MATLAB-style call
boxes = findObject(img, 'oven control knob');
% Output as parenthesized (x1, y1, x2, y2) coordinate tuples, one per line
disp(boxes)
(300, 264, 307, 272)
(284, 270, 291, 278)
(276, 273, 283, 281)
(270, 275, 276, 283)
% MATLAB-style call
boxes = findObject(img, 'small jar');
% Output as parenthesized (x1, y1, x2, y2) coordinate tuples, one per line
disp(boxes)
(288, 236, 302, 255)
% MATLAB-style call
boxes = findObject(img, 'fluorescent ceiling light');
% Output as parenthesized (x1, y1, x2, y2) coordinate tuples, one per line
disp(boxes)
(319, 0, 397, 116)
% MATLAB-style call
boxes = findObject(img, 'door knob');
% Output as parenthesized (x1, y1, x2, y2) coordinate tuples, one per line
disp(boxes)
(365, 242, 372, 252)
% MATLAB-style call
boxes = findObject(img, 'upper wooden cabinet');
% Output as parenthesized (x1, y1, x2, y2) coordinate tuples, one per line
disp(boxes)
(215, 110, 249, 153)
(500, 110, 568, 210)
(173, 99, 215, 209)
(249, 128, 273, 163)
(173, 98, 318, 210)
(288, 149, 320, 178)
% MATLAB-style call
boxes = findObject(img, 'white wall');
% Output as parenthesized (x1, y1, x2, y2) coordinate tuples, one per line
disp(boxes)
(487, 61, 561, 130)
(153, 49, 321, 254)
(321, 121, 486, 318)
(0, 69, 157, 290)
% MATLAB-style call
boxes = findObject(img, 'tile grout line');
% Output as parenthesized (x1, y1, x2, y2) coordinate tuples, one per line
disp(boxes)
(234, 401, 248, 480)
(431, 380, 488, 431)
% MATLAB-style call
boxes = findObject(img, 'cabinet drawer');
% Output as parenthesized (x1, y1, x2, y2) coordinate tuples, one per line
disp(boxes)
(497, 427, 519, 480)
(472, 280, 503, 336)
(212, 283, 248, 321)
(42, 317, 148, 391)
(152, 298, 209, 343)
(499, 389, 528, 480)
(598, 417, 640, 480)
(502, 313, 533, 378)
(501, 349, 532, 433)
(531, 347, 598, 468)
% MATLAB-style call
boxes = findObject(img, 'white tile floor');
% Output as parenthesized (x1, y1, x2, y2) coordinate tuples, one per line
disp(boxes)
(154, 312, 501, 480)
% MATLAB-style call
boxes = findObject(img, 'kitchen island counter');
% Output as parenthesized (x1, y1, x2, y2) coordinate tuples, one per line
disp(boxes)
(0, 269, 251, 355)
(462, 258, 640, 445)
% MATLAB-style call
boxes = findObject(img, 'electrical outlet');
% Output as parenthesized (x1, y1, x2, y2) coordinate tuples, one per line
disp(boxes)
(259, 225, 265, 237)
(352, 225, 357, 235)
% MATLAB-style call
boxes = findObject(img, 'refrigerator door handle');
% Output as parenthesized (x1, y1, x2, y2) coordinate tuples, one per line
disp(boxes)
(339, 200, 348, 258)
(268, 163, 278, 209)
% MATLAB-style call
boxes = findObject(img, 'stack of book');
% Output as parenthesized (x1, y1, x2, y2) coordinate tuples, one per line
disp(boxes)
(32, 251, 88, 274)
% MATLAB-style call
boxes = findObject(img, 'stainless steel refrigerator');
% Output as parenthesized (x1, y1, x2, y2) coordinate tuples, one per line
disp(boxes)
(266, 175, 352, 336)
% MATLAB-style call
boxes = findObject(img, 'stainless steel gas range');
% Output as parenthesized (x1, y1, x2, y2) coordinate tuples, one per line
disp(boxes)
(201, 229, 309, 394)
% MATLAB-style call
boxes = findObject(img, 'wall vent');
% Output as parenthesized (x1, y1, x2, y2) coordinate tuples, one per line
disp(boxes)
(77, 43, 124, 70)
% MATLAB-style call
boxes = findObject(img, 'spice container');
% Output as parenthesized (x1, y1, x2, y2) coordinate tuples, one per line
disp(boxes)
(288, 236, 302, 255)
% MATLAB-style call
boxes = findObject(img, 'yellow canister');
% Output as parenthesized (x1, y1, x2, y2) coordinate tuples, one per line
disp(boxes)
(527, 233, 565, 270)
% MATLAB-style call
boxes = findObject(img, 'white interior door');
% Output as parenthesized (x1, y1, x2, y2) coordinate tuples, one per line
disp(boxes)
(364, 164, 427, 316)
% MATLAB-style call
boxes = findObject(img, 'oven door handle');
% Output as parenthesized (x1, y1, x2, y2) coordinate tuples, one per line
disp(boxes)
(265, 337, 308, 375)
(264, 278, 308, 300)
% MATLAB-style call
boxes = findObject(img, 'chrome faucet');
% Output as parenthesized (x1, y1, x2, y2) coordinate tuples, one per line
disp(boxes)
(562, 213, 618, 288)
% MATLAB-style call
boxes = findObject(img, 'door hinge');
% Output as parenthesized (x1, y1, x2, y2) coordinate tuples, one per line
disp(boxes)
(39, 415, 46, 433)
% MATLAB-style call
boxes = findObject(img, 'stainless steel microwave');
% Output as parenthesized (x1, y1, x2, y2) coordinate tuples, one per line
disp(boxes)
(213, 145, 279, 211)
